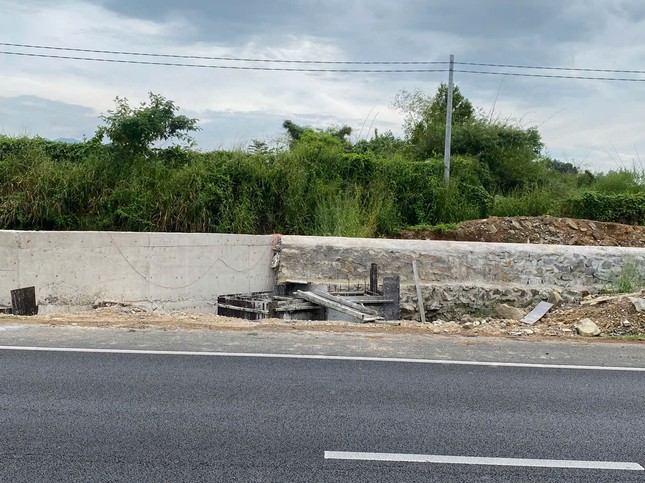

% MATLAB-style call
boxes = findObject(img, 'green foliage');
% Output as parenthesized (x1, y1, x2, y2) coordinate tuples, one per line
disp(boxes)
(0, 135, 99, 163)
(283, 120, 352, 148)
(611, 261, 642, 294)
(394, 84, 545, 193)
(547, 158, 579, 175)
(406, 222, 459, 232)
(565, 191, 645, 225)
(93, 93, 200, 159)
(4, 89, 645, 237)
(393, 84, 474, 138)
(587, 168, 644, 194)
(491, 186, 563, 217)
(352, 130, 407, 157)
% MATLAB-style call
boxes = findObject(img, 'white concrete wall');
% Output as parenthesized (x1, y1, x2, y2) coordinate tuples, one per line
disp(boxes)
(0, 231, 275, 313)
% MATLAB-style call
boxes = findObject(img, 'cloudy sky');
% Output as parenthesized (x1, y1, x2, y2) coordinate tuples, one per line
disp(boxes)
(1, 0, 645, 171)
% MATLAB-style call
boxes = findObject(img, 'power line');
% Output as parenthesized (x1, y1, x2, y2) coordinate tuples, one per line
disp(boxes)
(0, 51, 449, 72)
(0, 42, 448, 65)
(4, 48, 645, 82)
(456, 69, 645, 82)
(457, 61, 645, 75)
(3, 42, 645, 75)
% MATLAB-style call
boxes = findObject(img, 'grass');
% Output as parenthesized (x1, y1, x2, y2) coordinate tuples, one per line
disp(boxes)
(605, 334, 645, 341)
(405, 223, 459, 232)
(611, 261, 643, 294)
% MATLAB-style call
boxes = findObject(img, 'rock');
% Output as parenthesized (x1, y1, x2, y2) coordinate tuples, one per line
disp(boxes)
(462, 322, 474, 329)
(622, 320, 632, 327)
(522, 329, 535, 335)
(629, 298, 645, 313)
(495, 304, 525, 320)
(574, 318, 601, 337)
(547, 290, 563, 306)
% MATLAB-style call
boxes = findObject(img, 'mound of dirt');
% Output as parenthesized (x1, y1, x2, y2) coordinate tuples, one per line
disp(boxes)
(396, 216, 645, 247)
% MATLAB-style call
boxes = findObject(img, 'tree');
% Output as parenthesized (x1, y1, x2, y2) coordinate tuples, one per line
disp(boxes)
(282, 120, 352, 148)
(248, 139, 270, 155)
(393, 84, 474, 139)
(93, 93, 200, 158)
(394, 84, 546, 192)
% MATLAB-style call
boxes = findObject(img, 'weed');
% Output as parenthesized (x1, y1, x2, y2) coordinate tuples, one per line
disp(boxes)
(406, 223, 459, 232)
(612, 261, 643, 294)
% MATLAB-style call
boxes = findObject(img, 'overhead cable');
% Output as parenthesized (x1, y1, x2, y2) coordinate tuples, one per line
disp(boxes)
(3, 48, 645, 81)
(457, 61, 645, 75)
(455, 69, 645, 82)
(0, 51, 449, 72)
(0, 42, 448, 65)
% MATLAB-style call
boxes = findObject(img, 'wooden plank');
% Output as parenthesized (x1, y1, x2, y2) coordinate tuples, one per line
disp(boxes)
(274, 303, 320, 312)
(370, 263, 378, 294)
(341, 296, 395, 304)
(295, 291, 381, 322)
(412, 260, 426, 324)
(310, 290, 380, 316)
(216, 303, 269, 315)
(581, 292, 642, 306)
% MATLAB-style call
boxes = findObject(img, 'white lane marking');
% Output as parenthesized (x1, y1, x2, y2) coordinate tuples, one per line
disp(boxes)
(0, 345, 644, 372)
(324, 452, 645, 471)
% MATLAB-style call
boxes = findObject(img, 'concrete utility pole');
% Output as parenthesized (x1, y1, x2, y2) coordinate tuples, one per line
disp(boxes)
(443, 54, 454, 187)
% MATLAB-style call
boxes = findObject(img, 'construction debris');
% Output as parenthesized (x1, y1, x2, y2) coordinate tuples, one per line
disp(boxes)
(217, 265, 400, 323)
(521, 302, 553, 325)
(10, 286, 38, 316)
(574, 318, 601, 337)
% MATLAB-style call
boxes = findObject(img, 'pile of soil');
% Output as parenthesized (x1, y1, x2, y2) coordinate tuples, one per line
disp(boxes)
(396, 216, 645, 247)
(394, 216, 644, 339)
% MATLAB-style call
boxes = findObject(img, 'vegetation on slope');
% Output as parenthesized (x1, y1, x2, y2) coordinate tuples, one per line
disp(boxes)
(1, 89, 643, 236)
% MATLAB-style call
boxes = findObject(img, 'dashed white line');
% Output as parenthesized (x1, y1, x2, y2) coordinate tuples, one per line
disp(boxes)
(324, 451, 645, 471)
(0, 345, 644, 371)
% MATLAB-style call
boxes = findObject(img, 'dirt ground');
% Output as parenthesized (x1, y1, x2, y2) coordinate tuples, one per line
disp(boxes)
(2, 290, 644, 341)
(396, 215, 645, 247)
(1, 217, 643, 341)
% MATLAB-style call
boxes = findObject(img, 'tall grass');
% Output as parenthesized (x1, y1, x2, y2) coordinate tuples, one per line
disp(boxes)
(2, 135, 644, 236)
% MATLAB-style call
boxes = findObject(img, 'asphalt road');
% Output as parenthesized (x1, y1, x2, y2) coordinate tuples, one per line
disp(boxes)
(1, 338, 644, 482)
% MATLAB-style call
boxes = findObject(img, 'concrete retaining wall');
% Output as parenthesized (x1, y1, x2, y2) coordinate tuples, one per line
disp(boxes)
(2, 231, 643, 319)
(276, 236, 645, 319)
(0, 231, 275, 313)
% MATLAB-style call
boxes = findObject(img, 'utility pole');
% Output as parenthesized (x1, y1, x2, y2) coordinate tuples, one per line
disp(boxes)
(443, 54, 454, 187)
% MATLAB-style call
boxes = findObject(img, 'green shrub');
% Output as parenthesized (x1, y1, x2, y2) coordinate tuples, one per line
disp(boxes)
(565, 191, 645, 224)
(492, 186, 562, 217)
(589, 168, 644, 195)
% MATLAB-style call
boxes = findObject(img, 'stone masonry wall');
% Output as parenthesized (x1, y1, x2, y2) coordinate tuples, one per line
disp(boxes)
(276, 235, 645, 319)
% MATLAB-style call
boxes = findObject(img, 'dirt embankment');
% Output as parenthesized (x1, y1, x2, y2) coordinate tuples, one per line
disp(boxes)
(396, 216, 645, 247)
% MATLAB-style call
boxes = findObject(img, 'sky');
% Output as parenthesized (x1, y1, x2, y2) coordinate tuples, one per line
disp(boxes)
(1, 0, 645, 172)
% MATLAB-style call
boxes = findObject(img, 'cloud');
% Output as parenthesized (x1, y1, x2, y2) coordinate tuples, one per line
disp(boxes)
(0, 95, 97, 138)
(1, 0, 645, 172)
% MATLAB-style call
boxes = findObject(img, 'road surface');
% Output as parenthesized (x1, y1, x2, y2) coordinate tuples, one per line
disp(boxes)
(1, 325, 644, 481)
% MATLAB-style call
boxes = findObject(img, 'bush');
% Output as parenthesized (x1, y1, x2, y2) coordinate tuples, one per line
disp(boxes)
(492, 186, 562, 217)
(565, 191, 645, 224)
